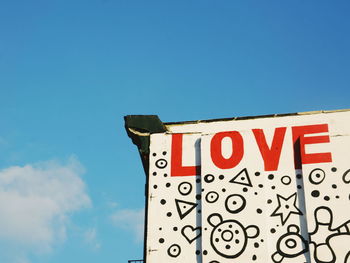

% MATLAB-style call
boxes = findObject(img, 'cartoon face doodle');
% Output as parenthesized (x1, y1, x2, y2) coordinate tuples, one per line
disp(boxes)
(271, 225, 308, 263)
(208, 213, 259, 258)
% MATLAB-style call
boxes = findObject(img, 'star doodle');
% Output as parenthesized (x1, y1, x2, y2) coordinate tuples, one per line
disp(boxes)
(271, 193, 303, 225)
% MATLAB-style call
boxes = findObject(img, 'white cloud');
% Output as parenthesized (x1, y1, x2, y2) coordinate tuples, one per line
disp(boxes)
(84, 228, 101, 250)
(110, 208, 144, 242)
(0, 156, 91, 260)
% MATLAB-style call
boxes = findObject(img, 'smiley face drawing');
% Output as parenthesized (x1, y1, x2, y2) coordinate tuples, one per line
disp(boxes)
(208, 213, 259, 258)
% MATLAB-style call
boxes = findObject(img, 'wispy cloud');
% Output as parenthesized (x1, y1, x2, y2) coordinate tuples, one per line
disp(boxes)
(84, 228, 101, 251)
(110, 208, 144, 242)
(0, 156, 91, 261)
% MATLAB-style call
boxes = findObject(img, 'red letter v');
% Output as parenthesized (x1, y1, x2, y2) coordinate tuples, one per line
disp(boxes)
(253, 127, 287, 171)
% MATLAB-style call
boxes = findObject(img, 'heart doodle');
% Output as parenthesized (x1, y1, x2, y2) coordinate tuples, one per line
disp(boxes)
(181, 225, 201, 244)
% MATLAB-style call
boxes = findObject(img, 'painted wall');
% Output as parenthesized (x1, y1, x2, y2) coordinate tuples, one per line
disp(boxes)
(145, 110, 350, 263)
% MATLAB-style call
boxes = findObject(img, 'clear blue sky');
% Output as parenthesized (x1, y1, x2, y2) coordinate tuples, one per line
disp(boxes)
(0, 0, 349, 262)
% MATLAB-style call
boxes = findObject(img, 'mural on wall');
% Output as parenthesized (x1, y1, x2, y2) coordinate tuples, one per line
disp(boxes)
(302, 165, 350, 263)
(200, 128, 309, 263)
(146, 133, 202, 263)
(143, 110, 350, 263)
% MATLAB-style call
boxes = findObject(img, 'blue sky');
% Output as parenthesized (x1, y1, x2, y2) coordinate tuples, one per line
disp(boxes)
(0, 0, 349, 262)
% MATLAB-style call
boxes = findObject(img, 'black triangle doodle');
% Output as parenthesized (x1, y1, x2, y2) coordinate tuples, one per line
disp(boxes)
(175, 199, 198, 220)
(229, 168, 253, 187)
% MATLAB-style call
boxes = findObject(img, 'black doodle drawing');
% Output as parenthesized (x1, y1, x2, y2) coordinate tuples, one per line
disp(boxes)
(207, 213, 259, 259)
(204, 174, 215, 183)
(178, 182, 193, 196)
(271, 224, 308, 263)
(181, 225, 201, 244)
(175, 199, 198, 220)
(309, 206, 350, 263)
(281, 175, 292, 185)
(155, 158, 168, 169)
(205, 191, 219, 203)
(343, 169, 350, 184)
(271, 193, 303, 225)
(167, 244, 181, 257)
(309, 168, 326, 185)
(229, 168, 253, 187)
(225, 194, 246, 214)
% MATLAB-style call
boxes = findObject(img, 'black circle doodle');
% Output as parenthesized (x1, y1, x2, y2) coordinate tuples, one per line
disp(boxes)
(332, 184, 337, 189)
(208, 213, 259, 259)
(152, 153, 156, 157)
(166, 183, 171, 188)
(153, 185, 158, 189)
(196, 250, 200, 255)
(163, 173, 168, 177)
(219, 175, 225, 180)
(160, 199, 166, 205)
(281, 176, 292, 185)
(196, 194, 201, 200)
(252, 255, 257, 260)
(167, 244, 181, 258)
(286, 238, 296, 249)
(343, 169, 350, 184)
(297, 185, 302, 189)
(203, 250, 208, 255)
(204, 174, 215, 183)
(255, 172, 260, 176)
(222, 230, 234, 241)
(225, 194, 246, 214)
(270, 228, 276, 234)
(159, 238, 165, 243)
(206, 191, 219, 203)
(196, 178, 201, 183)
(268, 174, 274, 180)
(222, 188, 226, 192)
(257, 209, 262, 214)
(254, 242, 259, 248)
(162, 151, 167, 155)
(156, 159, 168, 169)
(331, 167, 337, 172)
(258, 184, 264, 188)
(178, 182, 193, 196)
(309, 168, 326, 185)
(152, 172, 157, 176)
(271, 186, 276, 190)
(267, 199, 272, 204)
(311, 190, 320, 197)
(167, 212, 172, 217)
(324, 196, 330, 201)
(243, 187, 248, 192)
(173, 227, 178, 231)
(296, 174, 302, 179)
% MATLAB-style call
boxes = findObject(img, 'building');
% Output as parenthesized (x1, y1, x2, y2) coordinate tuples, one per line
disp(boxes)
(125, 109, 350, 263)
